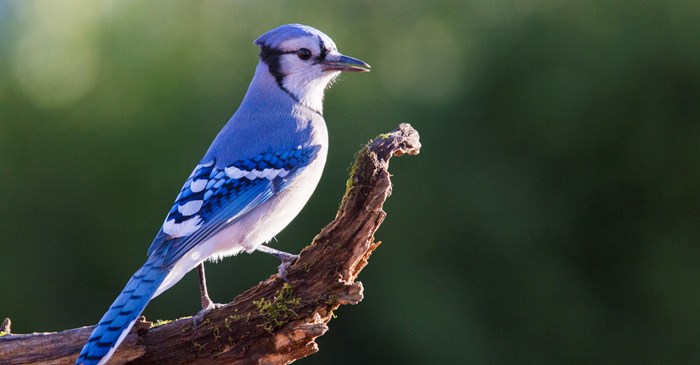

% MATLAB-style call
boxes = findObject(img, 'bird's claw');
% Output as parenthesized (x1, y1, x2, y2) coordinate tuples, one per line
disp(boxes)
(255, 245, 299, 283)
(277, 254, 299, 283)
(193, 302, 224, 330)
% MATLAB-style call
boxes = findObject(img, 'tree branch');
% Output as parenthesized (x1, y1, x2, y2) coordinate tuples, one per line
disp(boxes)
(0, 123, 421, 365)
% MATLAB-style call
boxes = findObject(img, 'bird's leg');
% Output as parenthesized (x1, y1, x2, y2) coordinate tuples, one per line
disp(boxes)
(256, 245, 299, 283)
(194, 263, 223, 328)
(198, 263, 218, 310)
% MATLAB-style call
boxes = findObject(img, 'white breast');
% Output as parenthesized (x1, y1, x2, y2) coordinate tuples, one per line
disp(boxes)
(154, 122, 328, 297)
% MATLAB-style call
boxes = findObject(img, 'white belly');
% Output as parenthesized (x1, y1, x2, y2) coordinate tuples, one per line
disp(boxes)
(154, 144, 327, 297)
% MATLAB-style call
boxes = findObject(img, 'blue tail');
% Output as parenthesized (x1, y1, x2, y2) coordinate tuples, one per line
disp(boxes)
(76, 256, 169, 365)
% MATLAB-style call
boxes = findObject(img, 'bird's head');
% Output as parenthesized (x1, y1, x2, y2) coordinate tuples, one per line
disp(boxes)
(255, 24, 370, 113)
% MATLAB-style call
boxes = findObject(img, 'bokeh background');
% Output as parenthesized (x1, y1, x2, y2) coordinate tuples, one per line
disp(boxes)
(2, 0, 700, 364)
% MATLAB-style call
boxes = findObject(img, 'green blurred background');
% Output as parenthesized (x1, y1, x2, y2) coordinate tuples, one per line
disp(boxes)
(2, 0, 700, 364)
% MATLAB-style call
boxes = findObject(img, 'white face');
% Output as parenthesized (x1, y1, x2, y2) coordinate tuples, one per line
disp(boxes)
(275, 36, 344, 112)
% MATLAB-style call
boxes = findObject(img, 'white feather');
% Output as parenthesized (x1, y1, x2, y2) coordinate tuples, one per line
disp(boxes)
(162, 216, 202, 238)
(178, 200, 203, 216)
(225, 166, 247, 179)
(190, 179, 207, 193)
(244, 170, 260, 180)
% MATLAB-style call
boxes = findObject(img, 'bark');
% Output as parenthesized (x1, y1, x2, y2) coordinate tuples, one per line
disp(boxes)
(0, 123, 421, 365)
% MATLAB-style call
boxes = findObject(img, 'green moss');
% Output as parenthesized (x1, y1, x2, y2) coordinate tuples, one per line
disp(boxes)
(343, 143, 372, 202)
(180, 319, 196, 332)
(224, 316, 233, 331)
(192, 341, 207, 353)
(377, 132, 392, 139)
(226, 333, 248, 347)
(224, 309, 251, 331)
(211, 324, 221, 342)
(345, 156, 360, 192)
(237, 313, 252, 322)
(253, 283, 301, 332)
(152, 319, 173, 328)
(0, 331, 8, 337)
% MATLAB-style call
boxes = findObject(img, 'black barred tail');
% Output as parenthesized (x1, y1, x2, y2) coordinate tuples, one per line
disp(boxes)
(76, 257, 169, 365)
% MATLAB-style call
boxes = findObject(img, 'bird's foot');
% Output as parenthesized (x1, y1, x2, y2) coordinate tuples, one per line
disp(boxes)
(193, 300, 224, 330)
(277, 253, 299, 284)
(256, 245, 300, 283)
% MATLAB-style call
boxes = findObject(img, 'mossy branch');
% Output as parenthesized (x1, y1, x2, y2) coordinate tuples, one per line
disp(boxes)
(0, 123, 421, 365)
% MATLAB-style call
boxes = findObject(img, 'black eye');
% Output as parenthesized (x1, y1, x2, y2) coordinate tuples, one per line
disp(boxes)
(297, 48, 312, 61)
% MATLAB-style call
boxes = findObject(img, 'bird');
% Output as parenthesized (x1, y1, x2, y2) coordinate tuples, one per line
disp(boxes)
(75, 23, 370, 365)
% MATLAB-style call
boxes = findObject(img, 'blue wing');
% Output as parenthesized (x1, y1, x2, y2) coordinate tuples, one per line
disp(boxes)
(147, 145, 320, 267)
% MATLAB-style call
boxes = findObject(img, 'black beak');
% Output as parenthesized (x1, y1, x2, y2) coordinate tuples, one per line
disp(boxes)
(322, 54, 371, 72)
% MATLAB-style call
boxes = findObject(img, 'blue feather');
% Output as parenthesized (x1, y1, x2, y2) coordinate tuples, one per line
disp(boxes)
(147, 145, 319, 267)
(75, 255, 168, 365)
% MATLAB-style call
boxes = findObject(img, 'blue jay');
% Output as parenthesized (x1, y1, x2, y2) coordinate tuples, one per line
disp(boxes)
(76, 24, 369, 365)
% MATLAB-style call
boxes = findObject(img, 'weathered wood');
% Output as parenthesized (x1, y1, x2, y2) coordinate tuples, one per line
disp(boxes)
(0, 123, 421, 365)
